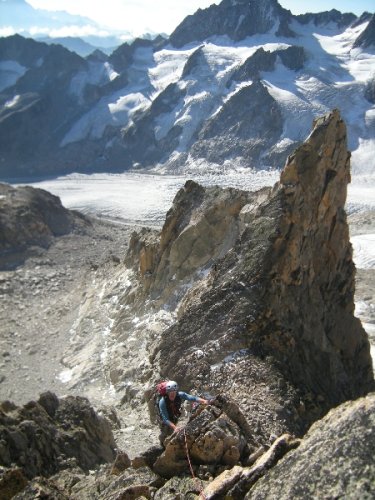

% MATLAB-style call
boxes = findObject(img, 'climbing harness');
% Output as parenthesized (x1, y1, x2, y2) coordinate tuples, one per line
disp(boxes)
(183, 427, 207, 500)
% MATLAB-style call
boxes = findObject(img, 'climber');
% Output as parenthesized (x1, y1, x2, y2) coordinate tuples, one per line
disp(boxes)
(158, 380, 211, 445)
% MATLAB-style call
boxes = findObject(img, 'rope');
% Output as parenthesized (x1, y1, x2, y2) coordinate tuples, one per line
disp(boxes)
(183, 427, 207, 500)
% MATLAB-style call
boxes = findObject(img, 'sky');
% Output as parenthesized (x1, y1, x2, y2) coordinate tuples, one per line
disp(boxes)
(25, 0, 375, 36)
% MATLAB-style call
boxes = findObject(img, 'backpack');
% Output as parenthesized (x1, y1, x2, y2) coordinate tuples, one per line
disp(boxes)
(146, 381, 168, 425)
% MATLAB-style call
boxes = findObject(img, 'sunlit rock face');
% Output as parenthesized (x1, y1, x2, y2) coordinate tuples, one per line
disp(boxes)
(153, 403, 248, 478)
(125, 180, 269, 310)
(126, 110, 374, 442)
(247, 393, 375, 500)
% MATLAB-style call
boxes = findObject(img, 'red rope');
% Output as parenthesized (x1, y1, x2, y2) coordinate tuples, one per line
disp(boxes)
(183, 427, 207, 500)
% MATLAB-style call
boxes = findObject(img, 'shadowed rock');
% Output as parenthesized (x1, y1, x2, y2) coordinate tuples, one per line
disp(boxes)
(353, 14, 375, 49)
(0, 393, 116, 480)
(296, 9, 356, 28)
(191, 80, 283, 166)
(228, 45, 306, 89)
(365, 75, 375, 103)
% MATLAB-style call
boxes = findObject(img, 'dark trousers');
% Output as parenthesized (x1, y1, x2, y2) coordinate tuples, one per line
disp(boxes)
(159, 423, 174, 446)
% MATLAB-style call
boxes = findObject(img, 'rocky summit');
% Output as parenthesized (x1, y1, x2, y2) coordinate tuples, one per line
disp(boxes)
(0, 110, 374, 498)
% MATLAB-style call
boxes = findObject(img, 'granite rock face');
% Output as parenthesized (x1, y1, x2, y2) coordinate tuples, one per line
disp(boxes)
(247, 392, 375, 499)
(0, 36, 88, 174)
(125, 180, 264, 309)
(191, 80, 283, 165)
(0, 33, 51, 67)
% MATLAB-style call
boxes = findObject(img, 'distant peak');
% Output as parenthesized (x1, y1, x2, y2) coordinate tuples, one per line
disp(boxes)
(169, 0, 292, 48)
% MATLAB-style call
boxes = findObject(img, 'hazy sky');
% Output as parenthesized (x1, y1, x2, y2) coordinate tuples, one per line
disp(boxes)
(25, 0, 375, 35)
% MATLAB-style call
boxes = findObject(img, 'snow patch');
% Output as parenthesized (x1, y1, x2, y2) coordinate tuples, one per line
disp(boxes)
(69, 61, 119, 102)
(61, 91, 150, 145)
(351, 234, 375, 269)
(211, 349, 250, 371)
(58, 368, 73, 383)
(4, 95, 21, 108)
(351, 139, 375, 176)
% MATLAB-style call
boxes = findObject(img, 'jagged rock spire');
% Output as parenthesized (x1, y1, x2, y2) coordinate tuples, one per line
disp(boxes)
(132, 110, 374, 423)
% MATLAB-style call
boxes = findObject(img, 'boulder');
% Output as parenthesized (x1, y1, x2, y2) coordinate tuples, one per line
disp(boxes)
(154, 476, 206, 499)
(0, 468, 29, 500)
(0, 183, 88, 269)
(80, 465, 161, 500)
(202, 433, 300, 499)
(12, 477, 69, 499)
(247, 393, 375, 499)
(153, 405, 247, 478)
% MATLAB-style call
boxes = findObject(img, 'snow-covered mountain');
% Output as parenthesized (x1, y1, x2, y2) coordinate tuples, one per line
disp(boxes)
(0, 0, 374, 178)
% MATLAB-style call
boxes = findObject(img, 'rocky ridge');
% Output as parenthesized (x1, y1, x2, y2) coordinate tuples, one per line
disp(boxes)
(169, 0, 296, 48)
(247, 392, 375, 499)
(130, 110, 372, 410)
(0, 110, 374, 498)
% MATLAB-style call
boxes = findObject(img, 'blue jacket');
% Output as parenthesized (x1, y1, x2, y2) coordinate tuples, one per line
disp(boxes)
(159, 391, 200, 426)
